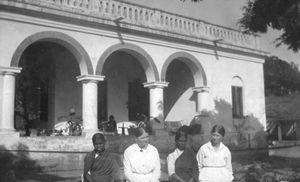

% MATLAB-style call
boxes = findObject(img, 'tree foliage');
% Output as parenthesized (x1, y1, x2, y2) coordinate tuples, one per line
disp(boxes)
(239, 0, 300, 52)
(264, 56, 300, 96)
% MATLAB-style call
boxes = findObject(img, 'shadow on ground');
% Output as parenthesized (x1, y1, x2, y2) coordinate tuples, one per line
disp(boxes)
(0, 144, 81, 182)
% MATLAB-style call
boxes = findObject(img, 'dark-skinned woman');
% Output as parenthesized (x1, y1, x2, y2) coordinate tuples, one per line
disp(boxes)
(83, 133, 119, 182)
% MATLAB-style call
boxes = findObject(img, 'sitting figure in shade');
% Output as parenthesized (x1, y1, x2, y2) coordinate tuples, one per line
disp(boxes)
(72, 123, 82, 136)
(174, 124, 203, 182)
(106, 115, 117, 133)
(65, 108, 77, 135)
(83, 133, 120, 182)
(167, 125, 189, 182)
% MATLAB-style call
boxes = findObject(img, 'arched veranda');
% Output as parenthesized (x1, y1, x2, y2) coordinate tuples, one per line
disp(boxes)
(11, 31, 92, 132)
(95, 43, 159, 125)
(161, 52, 207, 125)
(11, 31, 93, 75)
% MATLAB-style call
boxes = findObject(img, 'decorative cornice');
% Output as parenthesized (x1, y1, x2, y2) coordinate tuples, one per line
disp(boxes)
(143, 81, 169, 89)
(0, 12, 267, 61)
(76, 75, 105, 83)
(0, 0, 264, 52)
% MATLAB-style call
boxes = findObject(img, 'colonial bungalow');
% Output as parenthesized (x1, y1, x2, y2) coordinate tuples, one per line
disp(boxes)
(0, 1, 268, 178)
(0, 0, 267, 145)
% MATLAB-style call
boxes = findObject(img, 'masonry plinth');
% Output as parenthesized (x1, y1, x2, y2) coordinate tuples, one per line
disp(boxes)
(144, 81, 169, 135)
(0, 67, 22, 138)
(77, 75, 105, 137)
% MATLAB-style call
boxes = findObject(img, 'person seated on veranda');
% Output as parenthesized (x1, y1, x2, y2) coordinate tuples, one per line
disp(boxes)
(72, 123, 82, 136)
(106, 115, 117, 133)
(64, 108, 77, 135)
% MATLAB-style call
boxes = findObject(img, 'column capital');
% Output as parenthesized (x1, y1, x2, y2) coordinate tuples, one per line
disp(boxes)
(192, 86, 210, 93)
(76, 75, 105, 83)
(0, 66, 22, 75)
(143, 81, 169, 89)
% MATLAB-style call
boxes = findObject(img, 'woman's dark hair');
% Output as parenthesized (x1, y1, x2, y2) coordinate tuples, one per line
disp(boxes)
(211, 124, 225, 137)
(132, 126, 149, 138)
(175, 125, 189, 141)
(188, 124, 202, 136)
(92, 133, 106, 143)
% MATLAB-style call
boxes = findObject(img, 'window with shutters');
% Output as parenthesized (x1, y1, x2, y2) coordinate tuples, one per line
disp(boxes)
(231, 86, 243, 118)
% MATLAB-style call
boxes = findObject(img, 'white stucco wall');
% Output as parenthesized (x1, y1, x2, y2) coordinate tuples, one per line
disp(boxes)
(0, 12, 266, 147)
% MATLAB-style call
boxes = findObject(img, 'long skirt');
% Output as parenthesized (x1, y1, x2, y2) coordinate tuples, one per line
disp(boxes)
(199, 167, 233, 182)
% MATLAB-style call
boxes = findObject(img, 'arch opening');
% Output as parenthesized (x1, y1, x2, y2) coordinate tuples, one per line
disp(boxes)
(161, 52, 207, 87)
(11, 31, 93, 75)
(162, 52, 207, 125)
(96, 43, 159, 82)
(164, 59, 196, 125)
(15, 41, 82, 135)
(98, 51, 149, 128)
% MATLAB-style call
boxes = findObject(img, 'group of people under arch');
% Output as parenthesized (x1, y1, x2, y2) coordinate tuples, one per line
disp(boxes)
(83, 123, 233, 182)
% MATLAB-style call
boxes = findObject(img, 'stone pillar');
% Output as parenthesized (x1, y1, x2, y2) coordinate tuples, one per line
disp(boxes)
(192, 86, 210, 134)
(77, 75, 105, 137)
(192, 86, 210, 114)
(143, 82, 168, 134)
(0, 67, 21, 137)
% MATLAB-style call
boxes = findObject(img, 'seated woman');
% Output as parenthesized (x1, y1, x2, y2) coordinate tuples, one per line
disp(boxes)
(83, 133, 119, 182)
(174, 124, 203, 182)
(106, 115, 117, 133)
(196, 124, 234, 182)
(123, 126, 161, 182)
(167, 125, 189, 182)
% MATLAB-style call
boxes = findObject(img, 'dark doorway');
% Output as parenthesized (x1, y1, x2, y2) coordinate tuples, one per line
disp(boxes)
(16, 41, 80, 132)
(128, 81, 149, 121)
(98, 80, 107, 129)
(16, 42, 54, 130)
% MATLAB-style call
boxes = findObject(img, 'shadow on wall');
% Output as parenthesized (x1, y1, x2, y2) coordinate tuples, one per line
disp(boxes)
(0, 144, 81, 182)
(164, 59, 195, 120)
(190, 99, 267, 150)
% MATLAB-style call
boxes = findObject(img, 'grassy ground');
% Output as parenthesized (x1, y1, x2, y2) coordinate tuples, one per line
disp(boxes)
(1, 149, 300, 182)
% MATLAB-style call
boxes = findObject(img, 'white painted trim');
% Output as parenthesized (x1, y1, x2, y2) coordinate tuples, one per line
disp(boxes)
(0, 66, 22, 75)
(76, 75, 105, 82)
(143, 81, 169, 88)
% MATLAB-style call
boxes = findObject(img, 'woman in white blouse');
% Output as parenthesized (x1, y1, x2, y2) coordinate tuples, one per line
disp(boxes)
(196, 124, 234, 182)
(123, 126, 161, 182)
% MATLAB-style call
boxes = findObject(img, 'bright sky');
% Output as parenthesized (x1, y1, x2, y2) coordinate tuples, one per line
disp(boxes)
(122, 0, 300, 65)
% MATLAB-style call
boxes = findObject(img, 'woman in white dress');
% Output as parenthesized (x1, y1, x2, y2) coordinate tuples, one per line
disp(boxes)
(123, 126, 161, 182)
(196, 124, 234, 182)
